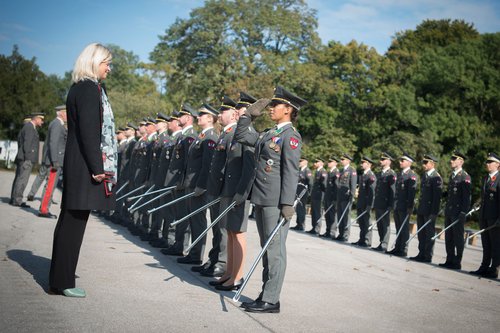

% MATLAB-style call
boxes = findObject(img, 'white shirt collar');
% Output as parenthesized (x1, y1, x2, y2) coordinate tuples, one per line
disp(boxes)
(402, 167, 410, 173)
(426, 168, 435, 176)
(224, 122, 237, 132)
(171, 130, 182, 137)
(453, 168, 462, 177)
(276, 121, 292, 129)
(363, 168, 371, 175)
(182, 125, 193, 134)
(490, 170, 499, 178)
(201, 126, 213, 134)
(382, 166, 390, 173)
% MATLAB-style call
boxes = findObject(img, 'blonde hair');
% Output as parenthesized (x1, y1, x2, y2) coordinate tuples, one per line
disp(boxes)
(71, 43, 112, 83)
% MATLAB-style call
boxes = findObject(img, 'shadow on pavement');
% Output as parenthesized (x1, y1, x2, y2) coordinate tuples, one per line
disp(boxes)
(7, 249, 51, 292)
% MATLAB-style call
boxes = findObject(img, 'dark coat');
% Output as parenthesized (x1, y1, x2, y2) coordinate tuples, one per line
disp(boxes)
(62, 79, 115, 211)
(417, 170, 443, 216)
(15, 122, 39, 163)
(42, 117, 67, 167)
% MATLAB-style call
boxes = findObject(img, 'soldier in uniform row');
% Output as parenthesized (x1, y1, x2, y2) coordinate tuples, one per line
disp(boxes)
(335, 153, 357, 241)
(322, 156, 339, 238)
(291, 158, 312, 231)
(10, 112, 45, 207)
(309, 158, 327, 235)
(470, 153, 500, 278)
(352, 156, 376, 247)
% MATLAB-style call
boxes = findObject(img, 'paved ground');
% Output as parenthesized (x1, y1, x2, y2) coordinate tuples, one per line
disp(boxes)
(0, 169, 499, 333)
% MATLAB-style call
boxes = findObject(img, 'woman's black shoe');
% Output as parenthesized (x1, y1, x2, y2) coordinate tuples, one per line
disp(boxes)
(208, 277, 230, 286)
(215, 279, 243, 291)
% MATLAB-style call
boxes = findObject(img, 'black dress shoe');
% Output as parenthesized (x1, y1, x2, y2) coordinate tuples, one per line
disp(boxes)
(209, 277, 230, 286)
(290, 225, 304, 231)
(319, 233, 331, 238)
(481, 267, 499, 279)
(438, 262, 452, 268)
(244, 300, 280, 314)
(14, 202, 31, 208)
(177, 256, 202, 265)
(307, 229, 317, 235)
(200, 266, 225, 277)
(38, 212, 57, 219)
(27, 195, 34, 201)
(386, 249, 397, 255)
(372, 245, 384, 251)
(191, 262, 211, 272)
(215, 279, 243, 291)
(448, 263, 461, 270)
(240, 297, 262, 308)
(161, 247, 184, 256)
(393, 251, 407, 257)
(469, 267, 488, 276)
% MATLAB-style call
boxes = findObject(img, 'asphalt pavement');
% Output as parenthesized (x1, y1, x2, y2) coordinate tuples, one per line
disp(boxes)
(0, 170, 498, 333)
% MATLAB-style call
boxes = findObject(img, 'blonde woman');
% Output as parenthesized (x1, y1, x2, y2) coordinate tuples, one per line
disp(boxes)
(49, 43, 117, 297)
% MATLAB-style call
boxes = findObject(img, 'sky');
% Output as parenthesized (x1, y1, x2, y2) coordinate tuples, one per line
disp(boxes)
(1, 0, 499, 77)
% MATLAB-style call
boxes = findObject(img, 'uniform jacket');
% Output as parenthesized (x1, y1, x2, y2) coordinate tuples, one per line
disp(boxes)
(357, 169, 376, 210)
(62, 79, 115, 210)
(119, 137, 136, 183)
(42, 117, 67, 167)
(15, 122, 39, 163)
(374, 168, 397, 210)
(221, 132, 255, 198)
(480, 172, 500, 222)
(311, 168, 328, 200)
(183, 128, 218, 190)
(164, 127, 197, 187)
(235, 114, 301, 207)
(148, 131, 168, 185)
(417, 169, 443, 216)
(395, 169, 418, 212)
(154, 131, 177, 186)
(297, 166, 312, 196)
(324, 167, 339, 205)
(445, 169, 471, 219)
(337, 165, 357, 202)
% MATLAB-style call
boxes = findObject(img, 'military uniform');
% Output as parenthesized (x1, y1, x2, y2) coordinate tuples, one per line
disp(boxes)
(11, 114, 43, 206)
(335, 155, 357, 241)
(413, 155, 442, 262)
(355, 158, 376, 247)
(322, 159, 339, 237)
(292, 164, 312, 231)
(472, 153, 500, 278)
(373, 153, 396, 251)
(392, 158, 417, 256)
(236, 86, 306, 312)
(310, 163, 327, 234)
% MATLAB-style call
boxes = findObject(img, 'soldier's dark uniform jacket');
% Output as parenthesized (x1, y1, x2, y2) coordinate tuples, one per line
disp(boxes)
(183, 128, 218, 190)
(164, 126, 197, 188)
(478, 169, 500, 272)
(417, 170, 443, 216)
(148, 131, 168, 186)
(15, 121, 39, 163)
(395, 169, 418, 213)
(374, 169, 397, 210)
(154, 131, 176, 187)
(323, 167, 338, 206)
(298, 167, 312, 196)
(358, 170, 376, 210)
(207, 125, 235, 197)
(445, 170, 471, 218)
(337, 166, 357, 202)
(311, 168, 327, 201)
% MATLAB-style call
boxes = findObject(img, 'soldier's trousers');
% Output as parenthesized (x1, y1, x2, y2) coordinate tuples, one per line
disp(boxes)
(393, 209, 410, 254)
(324, 200, 337, 236)
(294, 194, 308, 229)
(311, 197, 323, 233)
(444, 214, 465, 264)
(357, 206, 372, 246)
(159, 193, 176, 246)
(173, 189, 191, 252)
(375, 208, 391, 250)
(11, 160, 33, 205)
(206, 199, 226, 269)
(479, 218, 500, 268)
(417, 214, 435, 260)
(187, 193, 208, 261)
(254, 205, 289, 304)
(28, 163, 48, 198)
(336, 200, 351, 240)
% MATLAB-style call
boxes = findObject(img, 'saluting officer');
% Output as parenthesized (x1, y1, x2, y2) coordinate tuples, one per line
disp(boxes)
(235, 86, 306, 313)
(387, 152, 417, 257)
(372, 152, 396, 251)
(177, 104, 219, 265)
(470, 153, 500, 278)
(352, 156, 376, 247)
(410, 154, 442, 263)
(322, 156, 339, 238)
(439, 150, 471, 270)
(309, 158, 327, 235)
(162, 104, 199, 256)
(291, 157, 312, 231)
(10, 112, 45, 207)
(335, 153, 357, 241)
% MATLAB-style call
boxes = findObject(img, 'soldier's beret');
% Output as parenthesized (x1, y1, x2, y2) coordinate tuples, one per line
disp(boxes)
(341, 153, 353, 161)
(179, 103, 198, 117)
(156, 112, 170, 123)
(422, 154, 439, 163)
(361, 156, 374, 164)
(199, 103, 219, 116)
(270, 86, 307, 111)
(236, 91, 257, 109)
(451, 150, 465, 161)
(400, 152, 415, 163)
(486, 152, 500, 164)
(219, 95, 237, 112)
(380, 152, 394, 161)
